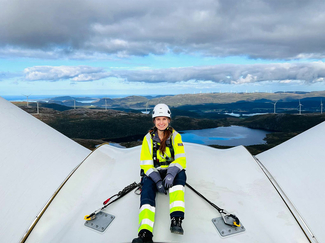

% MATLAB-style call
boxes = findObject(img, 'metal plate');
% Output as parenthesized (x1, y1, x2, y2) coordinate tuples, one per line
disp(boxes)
(212, 217, 245, 237)
(84, 212, 115, 232)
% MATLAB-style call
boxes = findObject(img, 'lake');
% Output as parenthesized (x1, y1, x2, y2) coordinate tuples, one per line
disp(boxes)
(179, 125, 269, 146)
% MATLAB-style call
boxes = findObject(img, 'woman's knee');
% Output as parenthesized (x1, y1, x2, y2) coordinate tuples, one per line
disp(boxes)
(173, 170, 186, 186)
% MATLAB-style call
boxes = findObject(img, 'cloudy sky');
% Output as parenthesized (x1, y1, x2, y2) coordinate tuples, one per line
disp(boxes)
(1, 0, 325, 97)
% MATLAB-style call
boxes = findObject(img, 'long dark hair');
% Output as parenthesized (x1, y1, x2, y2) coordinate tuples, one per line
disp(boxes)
(149, 126, 173, 155)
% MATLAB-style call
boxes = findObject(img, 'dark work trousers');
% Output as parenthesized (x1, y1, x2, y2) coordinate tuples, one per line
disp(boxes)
(140, 169, 187, 219)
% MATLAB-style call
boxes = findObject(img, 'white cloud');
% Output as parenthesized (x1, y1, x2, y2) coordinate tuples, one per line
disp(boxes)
(232, 74, 258, 84)
(24, 66, 111, 82)
(21, 62, 325, 85)
(112, 62, 325, 84)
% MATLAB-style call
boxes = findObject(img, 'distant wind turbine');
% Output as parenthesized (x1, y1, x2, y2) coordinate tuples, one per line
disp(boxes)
(23, 94, 31, 108)
(321, 99, 323, 114)
(298, 100, 303, 115)
(273, 101, 277, 114)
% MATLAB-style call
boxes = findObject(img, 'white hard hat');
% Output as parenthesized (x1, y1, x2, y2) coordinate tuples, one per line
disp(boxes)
(152, 103, 171, 118)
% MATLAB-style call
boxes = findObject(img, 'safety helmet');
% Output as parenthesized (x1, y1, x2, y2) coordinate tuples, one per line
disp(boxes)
(152, 103, 171, 118)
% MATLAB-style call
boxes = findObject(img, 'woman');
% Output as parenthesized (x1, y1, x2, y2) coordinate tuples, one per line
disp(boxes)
(132, 103, 187, 243)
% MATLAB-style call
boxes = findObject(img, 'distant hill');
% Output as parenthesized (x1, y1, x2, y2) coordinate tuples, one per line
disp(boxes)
(238, 113, 325, 132)
(46, 91, 325, 113)
(148, 91, 325, 107)
(14, 91, 325, 116)
(48, 96, 75, 101)
(13, 102, 73, 112)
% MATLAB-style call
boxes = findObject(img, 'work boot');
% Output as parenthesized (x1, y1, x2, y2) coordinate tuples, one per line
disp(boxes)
(170, 217, 184, 235)
(132, 229, 153, 243)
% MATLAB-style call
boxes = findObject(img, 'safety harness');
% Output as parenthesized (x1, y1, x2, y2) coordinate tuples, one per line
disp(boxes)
(151, 131, 174, 168)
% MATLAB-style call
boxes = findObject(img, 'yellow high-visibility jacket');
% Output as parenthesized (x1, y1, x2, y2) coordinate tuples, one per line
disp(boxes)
(140, 129, 186, 176)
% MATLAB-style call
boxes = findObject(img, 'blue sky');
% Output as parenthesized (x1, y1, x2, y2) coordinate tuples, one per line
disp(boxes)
(1, 0, 325, 97)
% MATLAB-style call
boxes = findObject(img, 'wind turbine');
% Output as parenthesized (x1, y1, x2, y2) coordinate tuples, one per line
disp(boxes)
(298, 100, 302, 115)
(273, 101, 277, 114)
(23, 94, 31, 108)
(321, 99, 323, 114)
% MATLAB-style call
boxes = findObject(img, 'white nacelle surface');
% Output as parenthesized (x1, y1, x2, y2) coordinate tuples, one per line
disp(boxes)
(0, 97, 90, 243)
(257, 121, 325, 242)
(26, 143, 309, 243)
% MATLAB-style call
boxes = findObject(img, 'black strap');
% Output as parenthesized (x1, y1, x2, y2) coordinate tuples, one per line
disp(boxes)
(186, 182, 240, 226)
(153, 141, 159, 168)
(86, 182, 140, 220)
(185, 182, 223, 212)
(166, 138, 175, 160)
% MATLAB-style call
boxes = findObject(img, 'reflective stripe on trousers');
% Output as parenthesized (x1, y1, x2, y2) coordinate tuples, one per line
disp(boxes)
(138, 170, 187, 233)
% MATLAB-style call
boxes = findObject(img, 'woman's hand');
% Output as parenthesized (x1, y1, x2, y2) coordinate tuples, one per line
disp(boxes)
(164, 166, 181, 189)
(156, 180, 167, 194)
(163, 174, 175, 189)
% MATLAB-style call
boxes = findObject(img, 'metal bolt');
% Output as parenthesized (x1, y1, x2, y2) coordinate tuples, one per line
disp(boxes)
(96, 225, 98, 228)
(102, 227, 105, 230)
(221, 231, 224, 234)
